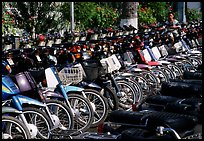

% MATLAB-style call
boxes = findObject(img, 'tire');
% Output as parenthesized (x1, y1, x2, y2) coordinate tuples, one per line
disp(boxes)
(139, 70, 160, 91)
(115, 80, 138, 111)
(175, 60, 195, 72)
(133, 73, 152, 99)
(167, 63, 183, 79)
(46, 99, 74, 130)
(160, 66, 176, 80)
(102, 86, 119, 112)
(150, 67, 169, 83)
(187, 57, 202, 68)
(116, 78, 143, 103)
(125, 78, 144, 102)
(83, 89, 109, 127)
(23, 107, 53, 139)
(2, 115, 31, 139)
(67, 93, 94, 132)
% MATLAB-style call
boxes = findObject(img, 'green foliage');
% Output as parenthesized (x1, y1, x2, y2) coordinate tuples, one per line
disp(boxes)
(15, 2, 63, 34)
(186, 8, 202, 22)
(60, 2, 119, 30)
(138, 2, 170, 25)
(138, 5, 157, 25)
(147, 2, 169, 22)
(2, 2, 17, 35)
(90, 4, 119, 29)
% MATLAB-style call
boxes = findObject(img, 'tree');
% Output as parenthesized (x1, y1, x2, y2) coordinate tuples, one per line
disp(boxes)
(15, 2, 63, 35)
(120, 2, 139, 29)
(2, 2, 18, 35)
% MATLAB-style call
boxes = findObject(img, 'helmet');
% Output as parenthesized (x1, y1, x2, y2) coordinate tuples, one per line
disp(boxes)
(39, 34, 45, 41)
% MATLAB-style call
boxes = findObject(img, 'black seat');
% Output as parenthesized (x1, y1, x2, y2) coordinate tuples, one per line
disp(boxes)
(145, 95, 179, 105)
(183, 71, 202, 80)
(140, 111, 198, 132)
(108, 110, 198, 134)
(108, 110, 147, 125)
(169, 79, 202, 85)
(120, 128, 172, 139)
(160, 81, 202, 98)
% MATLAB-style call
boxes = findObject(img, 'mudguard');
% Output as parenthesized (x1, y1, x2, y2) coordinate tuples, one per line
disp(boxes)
(128, 67, 143, 73)
(87, 82, 101, 89)
(64, 85, 84, 93)
(118, 72, 135, 78)
(189, 50, 201, 54)
(42, 90, 64, 99)
(2, 106, 22, 114)
(137, 64, 152, 70)
(114, 76, 129, 81)
(12, 95, 46, 111)
(158, 60, 171, 65)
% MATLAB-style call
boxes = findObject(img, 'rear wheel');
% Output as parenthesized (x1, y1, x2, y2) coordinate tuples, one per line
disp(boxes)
(139, 70, 160, 92)
(133, 74, 151, 99)
(167, 63, 183, 79)
(187, 57, 202, 69)
(175, 60, 195, 72)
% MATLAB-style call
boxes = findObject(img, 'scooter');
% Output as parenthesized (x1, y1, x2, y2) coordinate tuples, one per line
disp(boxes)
(2, 60, 52, 139)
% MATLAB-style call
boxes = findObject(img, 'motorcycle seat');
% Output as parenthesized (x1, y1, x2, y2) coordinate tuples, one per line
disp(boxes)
(108, 110, 148, 125)
(108, 110, 198, 133)
(140, 111, 198, 132)
(160, 81, 202, 98)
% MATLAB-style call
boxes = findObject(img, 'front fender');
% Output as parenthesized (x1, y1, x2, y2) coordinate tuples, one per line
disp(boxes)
(119, 72, 135, 78)
(114, 76, 128, 81)
(42, 90, 64, 100)
(63, 85, 84, 93)
(2, 106, 22, 114)
(12, 95, 46, 111)
(158, 60, 171, 65)
(87, 82, 101, 89)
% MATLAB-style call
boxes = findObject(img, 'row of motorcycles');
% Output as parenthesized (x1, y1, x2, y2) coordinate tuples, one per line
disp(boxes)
(2, 20, 202, 139)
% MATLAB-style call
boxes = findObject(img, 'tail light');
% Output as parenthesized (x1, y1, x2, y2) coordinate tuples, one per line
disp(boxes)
(97, 123, 104, 133)
(132, 101, 140, 111)
(75, 53, 81, 59)
(132, 104, 137, 111)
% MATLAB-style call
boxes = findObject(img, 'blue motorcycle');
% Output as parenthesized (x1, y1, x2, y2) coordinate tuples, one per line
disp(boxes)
(2, 60, 52, 139)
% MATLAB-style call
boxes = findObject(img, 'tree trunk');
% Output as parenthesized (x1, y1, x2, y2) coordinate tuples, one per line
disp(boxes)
(120, 2, 138, 30)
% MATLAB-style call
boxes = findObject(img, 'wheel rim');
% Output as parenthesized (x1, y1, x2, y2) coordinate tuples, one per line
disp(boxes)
(84, 90, 108, 126)
(23, 111, 51, 139)
(68, 95, 93, 131)
(46, 102, 73, 131)
(151, 69, 169, 83)
(2, 118, 29, 139)
(167, 64, 183, 78)
(116, 81, 136, 110)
